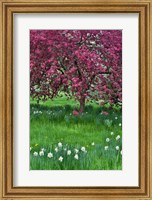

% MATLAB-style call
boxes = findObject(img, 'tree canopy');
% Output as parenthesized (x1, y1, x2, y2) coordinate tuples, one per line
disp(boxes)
(30, 30, 122, 112)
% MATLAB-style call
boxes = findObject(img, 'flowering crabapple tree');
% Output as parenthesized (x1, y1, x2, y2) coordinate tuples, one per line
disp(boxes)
(30, 30, 122, 113)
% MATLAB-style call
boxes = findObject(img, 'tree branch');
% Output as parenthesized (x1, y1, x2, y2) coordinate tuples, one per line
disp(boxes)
(74, 60, 82, 81)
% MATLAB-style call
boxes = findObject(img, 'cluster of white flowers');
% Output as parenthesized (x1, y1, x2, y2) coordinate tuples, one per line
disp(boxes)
(103, 132, 122, 153)
(33, 110, 42, 114)
(33, 147, 46, 157)
(47, 111, 52, 115)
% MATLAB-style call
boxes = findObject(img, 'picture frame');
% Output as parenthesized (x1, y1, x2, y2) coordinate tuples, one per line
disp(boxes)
(0, 0, 151, 199)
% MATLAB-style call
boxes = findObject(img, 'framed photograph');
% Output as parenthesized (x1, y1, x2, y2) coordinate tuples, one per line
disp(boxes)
(0, 0, 152, 199)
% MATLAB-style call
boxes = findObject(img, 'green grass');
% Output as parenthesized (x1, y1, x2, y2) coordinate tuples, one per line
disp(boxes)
(30, 96, 122, 170)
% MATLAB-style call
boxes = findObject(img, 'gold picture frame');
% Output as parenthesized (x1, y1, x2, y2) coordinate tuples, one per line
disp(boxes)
(0, 0, 152, 199)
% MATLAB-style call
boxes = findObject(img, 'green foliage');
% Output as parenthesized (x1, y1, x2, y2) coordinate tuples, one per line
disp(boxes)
(30, 96, 122, 170)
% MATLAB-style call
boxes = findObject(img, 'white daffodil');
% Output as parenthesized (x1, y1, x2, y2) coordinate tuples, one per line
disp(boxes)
(74, 154, 79, 160)
(81, 147, 86, 152)
(47, 152, 53, 158)
(74, 149, 79, 153)
(39, 150, 44, 156)
(58, 156, 63, 162)
(116, 135, 121, 140)
(33, 152, 38, 156)
(67, 150, 71, 155)
(58, 142, 62, 148)
(106, 138, 110, 142)
(104, 146, 109, 150)
(111, 132, 114, 135)
(55, 147, 58, 152)
(116, 146, 119, 150)
(119, 123, 122, 127)
(91, 142, 95, 146)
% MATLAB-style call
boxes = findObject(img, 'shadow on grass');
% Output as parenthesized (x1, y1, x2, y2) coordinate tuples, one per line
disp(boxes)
(30, 103, 122, 127)
(30, 103, 102, 114)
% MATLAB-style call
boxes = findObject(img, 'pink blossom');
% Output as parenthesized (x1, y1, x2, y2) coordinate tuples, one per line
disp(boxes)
(72, 110, 79, 116)
(99, 101, 104, 106)
(101, 111, 109, 115)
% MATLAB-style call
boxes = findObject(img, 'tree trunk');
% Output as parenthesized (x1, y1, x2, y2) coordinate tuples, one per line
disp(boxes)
(79, 97, 85, 113)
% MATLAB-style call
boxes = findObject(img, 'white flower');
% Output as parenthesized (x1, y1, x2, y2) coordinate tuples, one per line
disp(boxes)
(74, 149, 79, 153)
(47, 152, 53, 158)
(119, 123, 122, 127)
(91, 142, 95, 146)
(58, 142, 62, 148)
(106, 138, 110, 142)
(104, 146, 109, 150)
(58, 156, 63, 162)
(115, 116, 118, 120)
(116, 146, 119, 150)
(81, 147, 86, 152)
(67, 150, 71, 155)
(116, 135, 121, 140)
(64, 148, 67, 151)
(41, 148, 45, 152)
(39, 150, 44, 156)
(55, 147, 58, 152)
(33, 151, 38, 156)
(111, 132, 114, 135)
(74, 154, 79, 160)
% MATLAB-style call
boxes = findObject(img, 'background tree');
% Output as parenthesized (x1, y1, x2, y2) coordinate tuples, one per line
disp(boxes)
(30, 30, 122, 113)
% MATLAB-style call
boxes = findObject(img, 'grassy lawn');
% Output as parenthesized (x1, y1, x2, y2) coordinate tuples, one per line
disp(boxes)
(30, 96, 122, 170)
